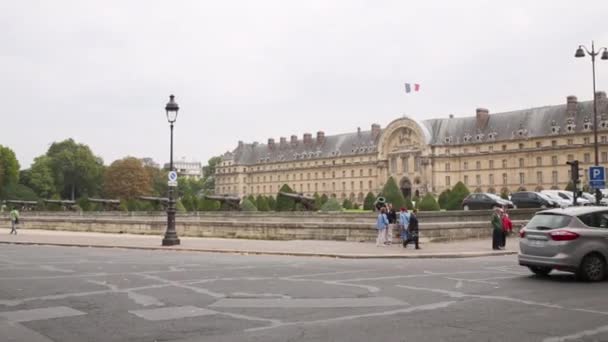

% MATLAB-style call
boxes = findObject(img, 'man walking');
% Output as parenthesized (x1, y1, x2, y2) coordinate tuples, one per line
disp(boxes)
(404, 209, 420, 249)
(385, 203, 397, 245)
(9, 207, 19, 235)
(491, 208, 503, 250)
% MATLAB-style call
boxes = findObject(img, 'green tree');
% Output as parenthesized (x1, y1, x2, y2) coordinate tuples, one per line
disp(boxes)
(28, 156, 56, 198)
(240, 198, 258, 211)
(0, 183, 38, 201)
(267, 195, 276, 211)
(0, 145, 20, 189)
(446, 181, 470, 210)
(145, 166, 167, 196)
(103, 157, 151, 199)
(247, 194, 256, 204)
(276, 184, 296, 211)
(176, 199, 187, 212)
(256, 195, 270, 211)
(352, 202, 360, 210)
(198, 198, 220, 211)
(342, 199, 353, 209)
(320, 198, 342, 212)
(320, 194, 329, 206)
(201, 156, 222, 192)
(438, 189, 451, 209)
(381, 177, 406, 209)
(363, 192, 376, 210)
(46, 139, 104, 200)
(313, 192, 322, 210)
(417, 193, 440, 211)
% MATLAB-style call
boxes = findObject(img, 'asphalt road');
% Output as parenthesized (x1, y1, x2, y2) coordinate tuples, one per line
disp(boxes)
(0, 245, 607, 342)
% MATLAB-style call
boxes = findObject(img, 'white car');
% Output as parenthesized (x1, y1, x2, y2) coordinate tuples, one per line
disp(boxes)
(540, 191, 571, 208)
(541, 190, 589, 206)
(581, 192, 608, 206)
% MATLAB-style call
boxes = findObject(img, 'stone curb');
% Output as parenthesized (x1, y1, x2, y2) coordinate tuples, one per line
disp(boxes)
(0, 241, 517, 259)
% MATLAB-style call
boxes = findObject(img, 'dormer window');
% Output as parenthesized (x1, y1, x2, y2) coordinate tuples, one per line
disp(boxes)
(487, 132, 497, 141)
(444, 136, 453, 144)
(463, 133, 472, 143)
(475, 133, 484, 142)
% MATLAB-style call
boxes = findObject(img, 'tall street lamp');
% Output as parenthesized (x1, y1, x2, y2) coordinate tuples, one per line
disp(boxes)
(162, 94, 181, 246)
(575, 41, 608, 205)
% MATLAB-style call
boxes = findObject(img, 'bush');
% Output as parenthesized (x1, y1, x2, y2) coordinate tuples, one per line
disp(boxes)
(500, 188, 510, 199)
(363, 192, 375, 210)
(267, 195, 276, 211)
(240, 198, 258, 211)
(0, 183, 38, 201)
(313, 192, 322, 210)
(198, 198, 220, 211)
(256, 195, 270, 211)
(320, 194, 329, 206)
(320, 198, 342, 212)
(276, 184, 296, 211)
(342, 199, 353, 209)
(438, 189, 451, 209)
(417, 193, 440, 211)
(353, 203, 360, 210)
(176, 199, 186, 212)
(445, 181, 470, 210)
(381, 177, 406, 209)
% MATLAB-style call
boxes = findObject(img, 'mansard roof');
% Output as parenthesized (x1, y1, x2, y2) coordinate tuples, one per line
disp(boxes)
(232, 130, 379, 165)
(422, 98, 606, 146)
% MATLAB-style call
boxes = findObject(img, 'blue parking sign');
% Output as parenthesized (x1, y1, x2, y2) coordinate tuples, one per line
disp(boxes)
(589, 166, 606, 190)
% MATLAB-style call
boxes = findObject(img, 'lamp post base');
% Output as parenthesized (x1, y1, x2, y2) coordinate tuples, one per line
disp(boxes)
(162, 236, 181, 246)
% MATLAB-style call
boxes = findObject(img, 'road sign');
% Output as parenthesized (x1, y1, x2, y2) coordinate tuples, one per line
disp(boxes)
(168, 180, 178, 187)
(168, 171, 178, 182)
(589, 166, 606, 190)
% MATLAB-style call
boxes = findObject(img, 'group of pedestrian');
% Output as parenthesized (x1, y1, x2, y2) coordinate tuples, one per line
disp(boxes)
(376, 203, 420, 249)
(491, 207, 512, 250)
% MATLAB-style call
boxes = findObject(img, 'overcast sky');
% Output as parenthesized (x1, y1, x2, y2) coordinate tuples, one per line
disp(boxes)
(2, 0, 608, 169)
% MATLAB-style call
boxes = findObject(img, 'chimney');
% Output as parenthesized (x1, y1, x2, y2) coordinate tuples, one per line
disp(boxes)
(449, 114, 454, 119)
(303, 133, 312, 145)
(238, 140, 244, 149)
(290, 135, 298, 145)
(279, 137, 287, 148)
(316, 131, 325, 145)
(597, 91, 608, 115)
(371, 123, 381, 139)
(267, 138, 275, 150)
(475, 108, 489, 130)
(357, 127, 362, 137)
(567, 95, 578, 117)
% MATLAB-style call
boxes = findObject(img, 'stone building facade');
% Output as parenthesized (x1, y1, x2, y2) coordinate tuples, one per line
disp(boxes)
(215, 92, 608, 204)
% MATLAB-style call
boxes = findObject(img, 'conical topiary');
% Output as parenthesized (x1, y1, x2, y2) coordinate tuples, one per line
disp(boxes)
(240, 198, 258, 211)
(381, 176, 406, 209)
(276, 184, 296, 211)
(363, 192, 375, 210)
(446, 181, 470, 210)
(417, 193, 440, 211)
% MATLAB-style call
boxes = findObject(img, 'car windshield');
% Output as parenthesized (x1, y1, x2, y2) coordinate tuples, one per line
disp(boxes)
(544, 193, 563, 201)
(537, 193, 552, 201)
(486, 193, 503, 201)
(526, 213, 571, 230)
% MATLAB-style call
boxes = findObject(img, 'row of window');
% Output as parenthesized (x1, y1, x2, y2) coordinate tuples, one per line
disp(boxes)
(219, 180, 376, 195)
(217, 169, 377, 184)
(445, 152, 608, 172)
(218, 157, 377, 174)
(440, 135, 608, 155)
(446, 170, 559, 187)
(389, 156, 421, 174)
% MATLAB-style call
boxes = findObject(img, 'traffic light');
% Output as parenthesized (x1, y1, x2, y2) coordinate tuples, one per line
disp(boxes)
(566, 160, 580, 183)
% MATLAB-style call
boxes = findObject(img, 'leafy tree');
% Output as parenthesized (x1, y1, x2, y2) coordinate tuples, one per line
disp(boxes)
(176, 199, 187, 212)
(363, 192, 376, 210)
(0, 145, 20, 189)
(0, 183, 38, 201)
(240, 198, 258, 211)
(438, 189, 451, 209)
(446, 181, 470, 210)
(181, 194, 199, 211)
(256, 195, 270, 211)
(145, 166, 167, 196)
(247, 194, 256, 204)
(320, 198, 342, 212)
(381, 177, 406, 209)
(276, 184, 296, 211)
(313, 192, 322, 210)
(201, 156, 222, 192)
(320, 194, 329, 206)
(267, 195, 276, 211)
(417, 193, 440, 211)
(27, 156, 56, 198)
(103, 157, 151, 199)
(342, 199, 353, 209)
(46, 139, 104, 200)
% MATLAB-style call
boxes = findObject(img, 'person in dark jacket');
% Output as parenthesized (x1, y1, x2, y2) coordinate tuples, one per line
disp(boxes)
(491, 208, 503, 250)
(404, 209, 420, 249)
(385, 203, 397, 245)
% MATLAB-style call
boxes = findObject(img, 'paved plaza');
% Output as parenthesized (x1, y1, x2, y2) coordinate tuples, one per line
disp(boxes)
(1, 244, 607, 342)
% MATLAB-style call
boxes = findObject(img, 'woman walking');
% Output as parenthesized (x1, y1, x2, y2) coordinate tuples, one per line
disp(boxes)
(376, 207, 389, 247)
(399, 208, 410, 248)
(501, 210, 513, 248)
(404, 209, 420, 249)
(491, 208, 503, 250)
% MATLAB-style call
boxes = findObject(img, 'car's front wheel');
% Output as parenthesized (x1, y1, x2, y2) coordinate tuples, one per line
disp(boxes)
(577, 253, 607, 282)
(528, 266, 552, 277)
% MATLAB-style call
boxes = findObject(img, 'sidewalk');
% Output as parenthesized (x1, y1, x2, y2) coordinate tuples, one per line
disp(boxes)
(0, 228, 518, 259)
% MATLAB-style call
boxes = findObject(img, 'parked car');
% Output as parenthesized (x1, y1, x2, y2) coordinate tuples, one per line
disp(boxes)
(511, 192, 558, 209)
(461, 193, 514, 210)
(541, 190, 590, 206)
(540, 192, 571, 208)
(518, 206, 608, 281)
(580, 192, 608, 206)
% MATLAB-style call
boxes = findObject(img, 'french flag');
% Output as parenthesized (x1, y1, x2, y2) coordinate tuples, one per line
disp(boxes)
(405, 83, 420, 93)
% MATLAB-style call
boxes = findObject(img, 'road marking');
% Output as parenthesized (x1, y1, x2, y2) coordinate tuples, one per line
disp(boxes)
(129, 306, 216, 321)
(210, 297, 406, 308)
(0, 321, 55, 342)
(543, 324, 608, 342)
(0, 306, 85, 322)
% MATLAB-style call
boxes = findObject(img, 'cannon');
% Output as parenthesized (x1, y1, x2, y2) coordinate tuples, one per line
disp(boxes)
(4, 200, 38, 211)
(374, 196, 387, 211)
(278, 192, 316, 211)
(43, 199, 77, 211)
(88, 198, 121, 211)
(202, 194, 241, 211)
(138, 196, 169, 210)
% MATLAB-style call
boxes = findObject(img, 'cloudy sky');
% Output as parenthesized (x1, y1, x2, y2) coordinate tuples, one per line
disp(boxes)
(2, 0, 608, 169)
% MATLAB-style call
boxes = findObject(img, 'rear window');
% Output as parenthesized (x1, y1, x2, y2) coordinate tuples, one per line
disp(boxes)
(526, 213, 571, 230)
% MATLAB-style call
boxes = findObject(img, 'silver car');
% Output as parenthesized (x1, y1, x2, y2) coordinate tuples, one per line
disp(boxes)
(518, 206, 608, 281)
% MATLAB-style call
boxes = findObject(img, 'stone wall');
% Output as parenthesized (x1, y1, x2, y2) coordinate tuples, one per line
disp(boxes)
(1, 209, 536, 242)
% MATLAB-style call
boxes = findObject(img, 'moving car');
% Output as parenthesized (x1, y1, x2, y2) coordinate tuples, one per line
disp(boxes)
(518, 206, 608, 281)
(510, 191, 558, 209)
(461, 193, 514, 210)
